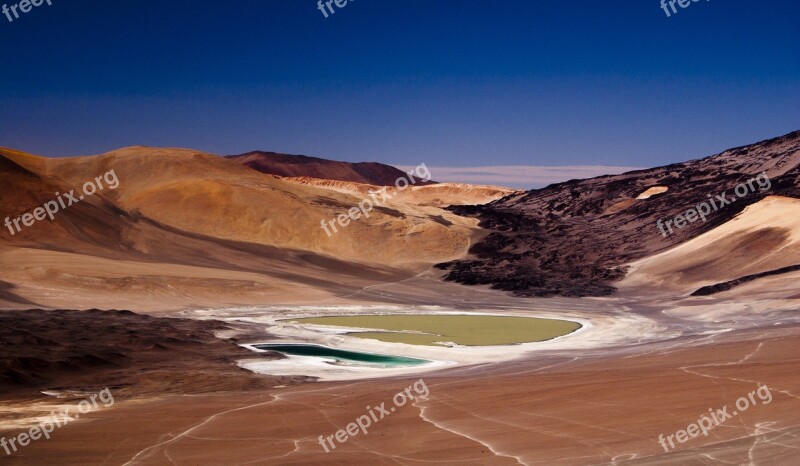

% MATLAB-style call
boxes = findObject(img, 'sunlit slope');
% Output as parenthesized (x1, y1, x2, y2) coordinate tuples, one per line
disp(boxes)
(3, 146, 480, 268)
(622, 196, 800, 293)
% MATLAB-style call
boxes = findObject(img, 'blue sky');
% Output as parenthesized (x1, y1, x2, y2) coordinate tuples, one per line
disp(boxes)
(0, 0, 798, 172)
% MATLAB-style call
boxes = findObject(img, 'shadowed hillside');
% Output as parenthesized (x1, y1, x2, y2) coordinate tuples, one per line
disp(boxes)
(0, 309, 282, 398)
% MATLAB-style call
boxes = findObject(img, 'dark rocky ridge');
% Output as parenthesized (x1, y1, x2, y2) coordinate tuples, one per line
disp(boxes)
(0, 310, 284, 400)
(436, 130, 800, 297)
(691, 264, 800, 296)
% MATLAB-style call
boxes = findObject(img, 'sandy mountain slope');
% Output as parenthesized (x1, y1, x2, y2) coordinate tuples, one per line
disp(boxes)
(2, 147, 478, 266)
(0, 149, 373, 310)
(0, 149, 137, 253)
(437, 130, 800, 297)
(622, 195, 800, 294)
(0, 147, 502, 311)
(227, 150, 434, 186)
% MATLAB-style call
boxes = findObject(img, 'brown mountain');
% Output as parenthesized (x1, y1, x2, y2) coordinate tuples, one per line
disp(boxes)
(227, 150, 435, 186)
(0, 146, 506, 311)
(436, 130, 800, 297)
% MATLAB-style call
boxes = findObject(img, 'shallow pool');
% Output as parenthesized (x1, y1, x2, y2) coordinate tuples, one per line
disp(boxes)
(253, 343, 428, 367)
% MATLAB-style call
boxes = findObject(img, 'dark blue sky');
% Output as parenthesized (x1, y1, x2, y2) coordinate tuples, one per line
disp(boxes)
(0, 0, 797, 168)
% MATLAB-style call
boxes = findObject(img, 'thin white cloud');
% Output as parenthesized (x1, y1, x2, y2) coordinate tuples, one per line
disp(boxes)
(395, 165, 643, 189)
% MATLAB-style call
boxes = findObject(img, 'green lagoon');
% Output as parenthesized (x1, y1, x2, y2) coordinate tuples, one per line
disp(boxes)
(285, 314, 581, 346)
(253, 343, 428, 366)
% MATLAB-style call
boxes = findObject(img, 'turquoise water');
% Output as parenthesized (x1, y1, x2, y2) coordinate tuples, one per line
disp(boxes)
(254, 344, 428, 367)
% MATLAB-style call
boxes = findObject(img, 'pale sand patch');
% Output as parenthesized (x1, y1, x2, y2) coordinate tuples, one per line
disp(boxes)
(284, 178, 518, 207)
(636, 186, 668, 200)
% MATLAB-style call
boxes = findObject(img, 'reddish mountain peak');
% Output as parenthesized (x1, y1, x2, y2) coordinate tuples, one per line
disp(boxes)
(226, 151, 435, 186)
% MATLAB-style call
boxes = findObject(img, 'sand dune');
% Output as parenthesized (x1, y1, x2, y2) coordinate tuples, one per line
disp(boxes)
(623, 196, 800, 293)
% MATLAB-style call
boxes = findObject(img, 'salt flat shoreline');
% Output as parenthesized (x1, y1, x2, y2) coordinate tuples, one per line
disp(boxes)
(182, 305, 667, 381)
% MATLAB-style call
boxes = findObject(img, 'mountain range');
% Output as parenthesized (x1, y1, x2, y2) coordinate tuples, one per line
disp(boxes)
(1, 131, 799, 309)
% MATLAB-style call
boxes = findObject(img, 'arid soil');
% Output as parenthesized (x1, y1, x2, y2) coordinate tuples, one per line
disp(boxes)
(1, 276, 798, 465)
